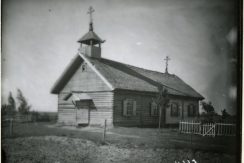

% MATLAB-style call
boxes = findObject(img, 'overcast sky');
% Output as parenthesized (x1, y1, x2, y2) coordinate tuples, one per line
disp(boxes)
(2, 0, 238, 114)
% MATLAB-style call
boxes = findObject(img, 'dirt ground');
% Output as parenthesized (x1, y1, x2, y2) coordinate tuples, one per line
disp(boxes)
(2, 136, 236, 163)
(1, 122, 238, 163)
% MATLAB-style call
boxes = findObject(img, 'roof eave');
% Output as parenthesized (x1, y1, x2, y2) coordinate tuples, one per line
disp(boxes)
(50, 54, 83, 94)
(77, 31, 104, 44)
(113, 88, 204, 100)
(77, 39, 103, 45)
(78, 53, 114, 90)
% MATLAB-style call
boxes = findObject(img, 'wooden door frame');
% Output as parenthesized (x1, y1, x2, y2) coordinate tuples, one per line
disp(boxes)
(73, 100, 91, 125)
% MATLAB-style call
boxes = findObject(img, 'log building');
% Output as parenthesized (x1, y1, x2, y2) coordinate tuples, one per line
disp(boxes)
(51, 7, 204, 127)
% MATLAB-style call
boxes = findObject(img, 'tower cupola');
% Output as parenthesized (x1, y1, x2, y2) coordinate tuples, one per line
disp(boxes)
(78, 6, 104, 58)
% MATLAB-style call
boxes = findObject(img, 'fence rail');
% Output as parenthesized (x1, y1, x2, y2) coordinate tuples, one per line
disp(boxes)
(179, 121, 236, 137)
(2, 118, 14, 137)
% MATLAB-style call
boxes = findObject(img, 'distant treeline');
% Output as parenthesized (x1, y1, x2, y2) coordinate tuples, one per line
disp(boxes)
(198, 101, 236, 124)
(2, 110, 58, 123)
(2, 89, 58, 122)
(30, 111, 58, 122)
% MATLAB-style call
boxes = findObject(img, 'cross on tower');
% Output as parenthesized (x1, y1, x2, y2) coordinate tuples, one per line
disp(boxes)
(164, 56, 170, 73)
(87, 6, 95, 23)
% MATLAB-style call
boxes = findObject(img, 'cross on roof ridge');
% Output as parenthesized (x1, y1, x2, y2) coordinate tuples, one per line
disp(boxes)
(164, 56, 170, 73)
(87, 6, 95, 23)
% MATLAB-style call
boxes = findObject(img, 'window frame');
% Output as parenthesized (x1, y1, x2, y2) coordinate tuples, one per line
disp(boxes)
(150, 101, 159, 116)
(170, 102, 179, 117)
(187, 104, 196, 117)
(123, 99, 137, 117)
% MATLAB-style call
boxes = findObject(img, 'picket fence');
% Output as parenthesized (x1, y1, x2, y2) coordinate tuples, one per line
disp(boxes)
(179, 121, 236, 137)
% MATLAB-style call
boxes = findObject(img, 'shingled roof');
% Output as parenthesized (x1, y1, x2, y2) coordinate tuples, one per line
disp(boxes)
(77, 22, 104, 45)
(78, 31, 104, 45)
(51, 54, 204, 100)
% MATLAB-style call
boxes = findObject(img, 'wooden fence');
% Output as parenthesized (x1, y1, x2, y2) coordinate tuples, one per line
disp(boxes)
(2, 119, 14, 137)
(179, 121, 236, 137)
(2, 114, 32, 123)
(2, 115, 31, 138)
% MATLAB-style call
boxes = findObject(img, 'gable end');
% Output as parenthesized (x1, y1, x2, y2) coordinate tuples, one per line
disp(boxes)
(51, 55, 83, 94)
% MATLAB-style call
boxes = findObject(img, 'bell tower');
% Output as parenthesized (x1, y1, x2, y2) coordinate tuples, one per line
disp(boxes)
(78, 6, 104, 58)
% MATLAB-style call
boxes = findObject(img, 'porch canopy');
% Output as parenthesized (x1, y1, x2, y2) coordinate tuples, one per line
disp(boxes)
(63, 92, 92, 101)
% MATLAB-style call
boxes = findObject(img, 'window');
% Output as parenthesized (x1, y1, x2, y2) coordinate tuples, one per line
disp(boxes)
(188, 104, 196, 117)
(123, 99, 136, 116)
(171, 102, 179, 117)
(81, 63, 87, 72)
(150, 101, 159, 116)
(126, 101, 133, 115)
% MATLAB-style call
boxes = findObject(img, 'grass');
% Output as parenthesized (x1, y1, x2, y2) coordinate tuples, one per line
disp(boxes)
(110, 127, 237, 153)
(3, 136, 236, 163)
(2, 122, 238, 163)
(2, 122, 237, 154)
(2, 122, 104, 144)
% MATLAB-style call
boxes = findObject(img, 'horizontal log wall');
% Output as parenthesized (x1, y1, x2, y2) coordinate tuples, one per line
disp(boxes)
(58, 92, 114, 126)
(57, 60, 114, 126)
(58, 108, 76, 125)
(165, 98, 199, 124)
(183, 100, 199, 118)
(113, 91, 159, 127)
(114, 90, 200, 127)
(89, 107, 113, 125)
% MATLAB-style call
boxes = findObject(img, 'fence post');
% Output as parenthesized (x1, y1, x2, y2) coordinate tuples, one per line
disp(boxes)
(199, 122, 202, 135)
(190, 121, 193, 147)
(202, 123, 204, 136)
(9, 118, 13, 137)
(158, 106, 162, 129)
(103, 119, 107, 142)
(179, 121, 182, 133)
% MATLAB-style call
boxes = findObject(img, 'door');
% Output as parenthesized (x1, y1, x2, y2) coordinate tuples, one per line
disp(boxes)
(75, 100, 90, 125)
